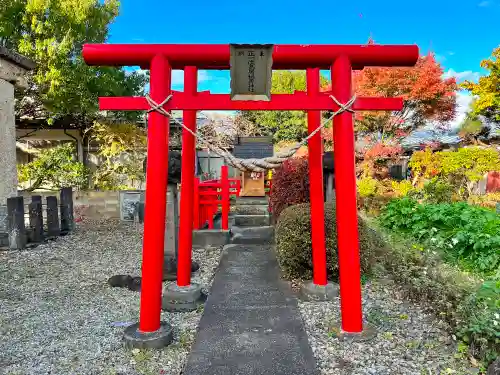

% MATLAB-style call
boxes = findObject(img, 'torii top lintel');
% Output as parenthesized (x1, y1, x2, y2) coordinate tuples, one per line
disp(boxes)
(82, 43, 419, 70)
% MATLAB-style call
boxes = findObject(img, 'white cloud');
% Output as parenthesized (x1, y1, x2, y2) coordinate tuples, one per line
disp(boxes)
(478, 0, 491, 6)
(443, 68, 481, 83)
(426, 91, 475, 130)
(449, 92, 475, 129)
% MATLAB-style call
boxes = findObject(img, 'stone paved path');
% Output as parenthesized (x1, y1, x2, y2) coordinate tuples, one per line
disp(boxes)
(183, 242, 318, 375)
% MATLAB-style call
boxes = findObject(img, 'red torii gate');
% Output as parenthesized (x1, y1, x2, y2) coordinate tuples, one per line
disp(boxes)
(83, 43, 418, 343)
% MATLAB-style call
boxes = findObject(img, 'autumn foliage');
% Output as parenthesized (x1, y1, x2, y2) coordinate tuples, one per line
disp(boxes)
(269, 157, 310, 218)
(462, 45, 500, 122)
(322, 41, 458, 136)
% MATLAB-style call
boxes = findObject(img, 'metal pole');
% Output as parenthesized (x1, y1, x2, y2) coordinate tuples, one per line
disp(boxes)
(139, 54, 172, 332)
(177, 66, 198, 287)
(331, 55, 363, 333)
(306, 68, 327, 286)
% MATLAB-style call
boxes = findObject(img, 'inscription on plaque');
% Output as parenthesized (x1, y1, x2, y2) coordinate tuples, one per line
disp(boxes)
(230, 44, 273, 101)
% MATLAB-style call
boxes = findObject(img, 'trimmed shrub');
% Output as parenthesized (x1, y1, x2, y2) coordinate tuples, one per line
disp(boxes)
(391, 180, 413, 197)
(468, 192, 500, 210)
(275, 201, 382, 280)
(409, 146, 500, 199)
(269, 157, 310, 219)
(357, 176, 379, 198)
(421, 177, 454, 203)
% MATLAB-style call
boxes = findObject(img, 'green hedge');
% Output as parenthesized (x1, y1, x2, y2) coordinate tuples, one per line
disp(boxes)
(275, 202, 382, 281)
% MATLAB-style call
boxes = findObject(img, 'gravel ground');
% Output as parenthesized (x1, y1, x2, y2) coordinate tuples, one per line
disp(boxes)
(298, 279, 478, 375)
(0, 219, 222, 375)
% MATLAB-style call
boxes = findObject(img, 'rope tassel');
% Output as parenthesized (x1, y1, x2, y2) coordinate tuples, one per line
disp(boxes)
(145, 94, 356, 172)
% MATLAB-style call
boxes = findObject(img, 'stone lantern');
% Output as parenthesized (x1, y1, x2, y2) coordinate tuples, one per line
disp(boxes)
(0, 47, 36, 204)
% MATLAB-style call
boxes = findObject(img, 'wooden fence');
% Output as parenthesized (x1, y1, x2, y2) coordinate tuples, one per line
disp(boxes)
(193, 166, 241, 230)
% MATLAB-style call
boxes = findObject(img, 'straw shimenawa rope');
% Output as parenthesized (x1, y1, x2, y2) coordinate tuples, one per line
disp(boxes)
(145, 93, 356, 172)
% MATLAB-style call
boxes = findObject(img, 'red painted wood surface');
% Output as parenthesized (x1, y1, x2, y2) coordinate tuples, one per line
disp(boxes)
(83, 43, 418, 70)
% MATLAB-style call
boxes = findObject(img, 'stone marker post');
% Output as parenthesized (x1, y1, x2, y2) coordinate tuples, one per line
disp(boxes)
(7, 196, 26, 249)
(0, 47, 35, 206)
(0, 205, 7, 247)
(325, 174, 335, 202)
(163, 183, 179, 280)
(60, 187, 74, 234)
(46, 196, 60, 238)
(29, 200, 44, 243)
(323, 151, 335, 202)
(143, 150, 199, 280)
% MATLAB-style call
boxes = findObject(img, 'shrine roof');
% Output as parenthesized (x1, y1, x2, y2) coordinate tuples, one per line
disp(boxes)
(233, 142, 273, 159)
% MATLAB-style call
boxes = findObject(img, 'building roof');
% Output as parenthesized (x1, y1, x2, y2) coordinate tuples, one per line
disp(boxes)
(400, 130, 462, 150)
(0, 46, 36, 70)
(400, 116, 500, 150)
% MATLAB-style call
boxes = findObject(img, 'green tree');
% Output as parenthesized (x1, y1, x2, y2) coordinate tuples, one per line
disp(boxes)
(462, 45, 500, 122)
(86, 121, 147, 190)
(18, 143, 89, 191)
(459, 111, 490, 145)
(0, 0, 146, 122)
(241, 71, 329, 143)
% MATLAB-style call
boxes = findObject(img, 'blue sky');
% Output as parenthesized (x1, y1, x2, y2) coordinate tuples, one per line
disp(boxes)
(109, 0, 500, 126)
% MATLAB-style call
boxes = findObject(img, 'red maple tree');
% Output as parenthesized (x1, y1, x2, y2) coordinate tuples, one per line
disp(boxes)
(321, 40, 458, 138)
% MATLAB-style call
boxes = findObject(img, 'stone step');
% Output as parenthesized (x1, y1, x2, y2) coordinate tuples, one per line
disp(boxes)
(231, 233, 274, 245)
(233, 204, 269, 215)
(235, 197, 269, 206)
(234, 214, 270, 227)
(192, 229, 230, 249)
(231, 225, 274, 238)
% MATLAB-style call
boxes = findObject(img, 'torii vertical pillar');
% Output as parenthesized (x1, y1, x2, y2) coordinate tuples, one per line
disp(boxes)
(300, 68, 340, 303)
(161, 66, 206, 313)
(306, 68, 327, 285)
(332, 56, 363, 333)
(123, 54, 174, 348)
(177, 66, 198, 287)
